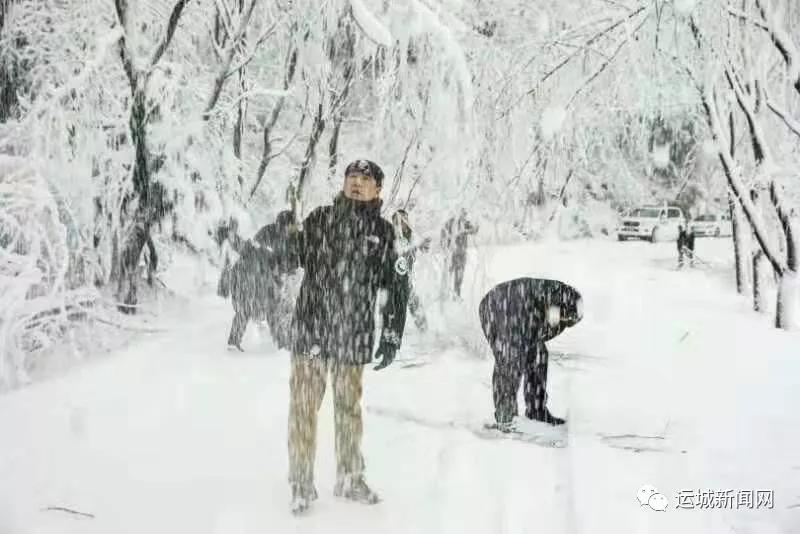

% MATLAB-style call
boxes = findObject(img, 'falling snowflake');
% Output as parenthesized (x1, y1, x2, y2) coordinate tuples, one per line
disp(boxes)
(536, 13, 550, 35)
(701, 139, 719, 157)
(674, 0, 696, 15)
(652, 143, 671, 169)
(540, 106, 566, 140)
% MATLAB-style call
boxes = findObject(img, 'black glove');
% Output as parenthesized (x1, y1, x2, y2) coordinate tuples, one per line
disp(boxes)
(373, 341, 398, 371)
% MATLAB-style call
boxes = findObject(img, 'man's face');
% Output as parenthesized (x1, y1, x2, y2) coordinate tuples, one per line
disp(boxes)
(344, 172, 381, 202)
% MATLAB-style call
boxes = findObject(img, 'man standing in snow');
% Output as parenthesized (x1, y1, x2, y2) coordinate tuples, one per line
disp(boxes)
(478, 278, 583, 428)
(284, 159, 409, 514)
(677, 224, 695, 268)
(441, 208, 478, 298)
(392, 209, 431, 332)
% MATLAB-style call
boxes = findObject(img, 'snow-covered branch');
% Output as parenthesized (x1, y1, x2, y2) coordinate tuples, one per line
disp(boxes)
(500, 6, 647, 118)
(753, 0, 800, 94)
(150, 0, 193, 67)
(349, 0, 393, 47)
(33, 26, 125, 113)
(114, 0, 136, 87)
(223, 19, 281, 80)
(725, 6, 769, 31)
(765, 98, 800, 139)
(203, 0, 260, 117)
(700, 86, 785, 275)
(566, 14, 649, 109)
(213, 0, 235, 43)
(723, 68, 771, 165)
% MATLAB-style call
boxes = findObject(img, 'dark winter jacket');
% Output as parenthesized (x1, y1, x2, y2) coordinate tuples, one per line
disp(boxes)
(288, 194, 410, 364)
(227, 211, 296, 319)
(677, 227, 695, 252)
(479, 278, 583, 349)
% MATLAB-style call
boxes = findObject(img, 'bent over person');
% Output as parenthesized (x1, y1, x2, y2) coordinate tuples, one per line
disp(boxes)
(479, 278, 583, 428)
(284, 159, 410, 515)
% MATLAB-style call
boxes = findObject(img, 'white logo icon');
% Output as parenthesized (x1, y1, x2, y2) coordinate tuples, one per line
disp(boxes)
(394, 257, 409, 275)
(638, 485, 669, 511)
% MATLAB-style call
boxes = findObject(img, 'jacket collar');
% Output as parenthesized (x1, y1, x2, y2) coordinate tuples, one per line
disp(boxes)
(333, 192, 383, 218)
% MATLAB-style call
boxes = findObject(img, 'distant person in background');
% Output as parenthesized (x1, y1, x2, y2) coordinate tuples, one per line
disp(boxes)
(479, 278, 583, 428)
(441, 208, 479, 298)
(677, 224, 695, 269)
(392, 209, 431, 332)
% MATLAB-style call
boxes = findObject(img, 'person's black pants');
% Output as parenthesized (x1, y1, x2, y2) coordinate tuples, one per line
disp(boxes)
(450, 253, 466, 297)
(490, 340, 549, 424)
(228, 308, 248, 347)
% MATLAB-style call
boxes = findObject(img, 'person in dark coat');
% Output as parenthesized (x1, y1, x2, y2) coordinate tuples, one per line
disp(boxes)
(283, 159, 410, 514)
(224, 211, 296, 351)
(677, 224, 695, 268)
(392, 209, 431, 332)
(479, 278, 583, 428)
(441, 208, 478, 298)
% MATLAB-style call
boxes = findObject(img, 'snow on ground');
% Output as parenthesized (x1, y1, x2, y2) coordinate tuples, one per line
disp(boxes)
(1, 237, 799, 534)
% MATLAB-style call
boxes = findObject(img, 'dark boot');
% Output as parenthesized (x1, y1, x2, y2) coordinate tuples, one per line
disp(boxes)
(529, 408, 566, 426)
(290, 482, 319, 515)
(334, 474, 380, 504)
(227, 309, 247, 351)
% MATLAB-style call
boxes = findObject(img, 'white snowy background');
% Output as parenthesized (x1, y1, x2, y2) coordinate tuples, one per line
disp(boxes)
(1, 0, 800, 532)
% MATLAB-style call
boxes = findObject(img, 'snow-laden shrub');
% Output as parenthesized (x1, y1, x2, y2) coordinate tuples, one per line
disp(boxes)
(553, 200, 620, 240)
(0, 156, 99, 388)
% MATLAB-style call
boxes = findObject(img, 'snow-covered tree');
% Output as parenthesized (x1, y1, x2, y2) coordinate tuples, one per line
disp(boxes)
(673, 0, 800, 329)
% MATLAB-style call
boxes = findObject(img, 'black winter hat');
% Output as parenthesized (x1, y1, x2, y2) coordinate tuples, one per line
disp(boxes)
(344, 159, 385, 187)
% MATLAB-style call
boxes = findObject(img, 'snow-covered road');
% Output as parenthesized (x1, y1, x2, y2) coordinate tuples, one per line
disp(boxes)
(1, 238, 798, 534)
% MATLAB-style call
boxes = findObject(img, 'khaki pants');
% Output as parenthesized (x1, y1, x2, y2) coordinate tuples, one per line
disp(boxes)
(288, 355, 365, 486)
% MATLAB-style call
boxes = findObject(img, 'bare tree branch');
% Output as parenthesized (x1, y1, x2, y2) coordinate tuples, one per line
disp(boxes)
(387, 132, 418, 204)
(113, 0, 136, 89)
(328, 113, 344, 177)
(724, 67, 768, 164)
(765, 98, 800, 139)
(726, 5, 769, 31)
(213, 0, 235, 44)
(296, 97, 326, 196)
(43, 507, 95, 519)
(548, 169, 575, 222)
(150, 0, 192, 67)
(208, 25, 226, 61)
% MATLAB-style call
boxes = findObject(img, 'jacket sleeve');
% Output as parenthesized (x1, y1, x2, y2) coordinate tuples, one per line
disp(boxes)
(283, 208, 322, 272)
(379, 225, 410, 348)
